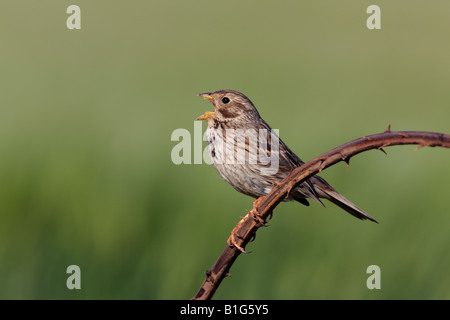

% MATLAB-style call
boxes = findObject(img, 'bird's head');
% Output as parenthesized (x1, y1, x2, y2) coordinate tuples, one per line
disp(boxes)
(196, 90, 260, 123)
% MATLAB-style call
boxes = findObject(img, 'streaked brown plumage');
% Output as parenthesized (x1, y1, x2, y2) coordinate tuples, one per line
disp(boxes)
(197, 89, 377, 223)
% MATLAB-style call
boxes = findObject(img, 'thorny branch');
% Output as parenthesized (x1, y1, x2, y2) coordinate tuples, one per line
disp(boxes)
(192, 129, 450, 300)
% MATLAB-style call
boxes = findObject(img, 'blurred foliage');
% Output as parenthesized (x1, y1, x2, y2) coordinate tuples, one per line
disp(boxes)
(0, 0, 449, 299)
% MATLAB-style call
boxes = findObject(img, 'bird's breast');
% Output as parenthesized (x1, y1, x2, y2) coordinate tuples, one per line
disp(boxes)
(204, 126, 281, 198)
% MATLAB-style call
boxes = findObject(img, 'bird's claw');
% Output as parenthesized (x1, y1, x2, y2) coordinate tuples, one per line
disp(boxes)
(227, 216, 250, 253)
(227, 230, 250, 253)
(247, 209, 266, 227)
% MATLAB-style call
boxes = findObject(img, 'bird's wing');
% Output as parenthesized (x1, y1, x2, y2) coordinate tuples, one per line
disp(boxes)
(257, 118, 323, 204)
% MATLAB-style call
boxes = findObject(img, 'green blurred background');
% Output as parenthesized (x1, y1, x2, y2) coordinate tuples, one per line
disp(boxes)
(0, 0, 449, 299)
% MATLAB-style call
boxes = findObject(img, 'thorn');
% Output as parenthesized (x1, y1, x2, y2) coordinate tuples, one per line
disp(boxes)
(316, 157, 326, 173)
(225, 272, 232, 277)
(377, 143, 389, 155)
(385, 123, 392, 133)
(249, 233, 256, 242)
(317, 156, 326, 167)
(414, 144, 425, 151)
(344, 158, 350, 170)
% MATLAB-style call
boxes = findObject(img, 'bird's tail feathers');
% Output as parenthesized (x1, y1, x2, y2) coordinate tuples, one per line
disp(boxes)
(322, 188, 378, 223)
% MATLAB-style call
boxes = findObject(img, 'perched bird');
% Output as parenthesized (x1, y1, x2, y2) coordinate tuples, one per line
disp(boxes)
(196, 89, 377, 226)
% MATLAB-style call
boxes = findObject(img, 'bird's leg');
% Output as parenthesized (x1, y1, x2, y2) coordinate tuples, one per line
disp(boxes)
(227, 199, 267, 253)
(249, 199, 267, 227)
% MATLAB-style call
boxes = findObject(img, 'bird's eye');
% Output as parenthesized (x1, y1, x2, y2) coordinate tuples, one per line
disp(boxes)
(222, 97, 230, 104)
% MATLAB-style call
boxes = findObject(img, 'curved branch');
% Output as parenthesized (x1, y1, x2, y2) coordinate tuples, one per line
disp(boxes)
(192, 130, 450, 300)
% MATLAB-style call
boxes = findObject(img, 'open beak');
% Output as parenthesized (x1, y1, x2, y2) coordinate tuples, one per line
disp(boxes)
(196, 93, 216, 120)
